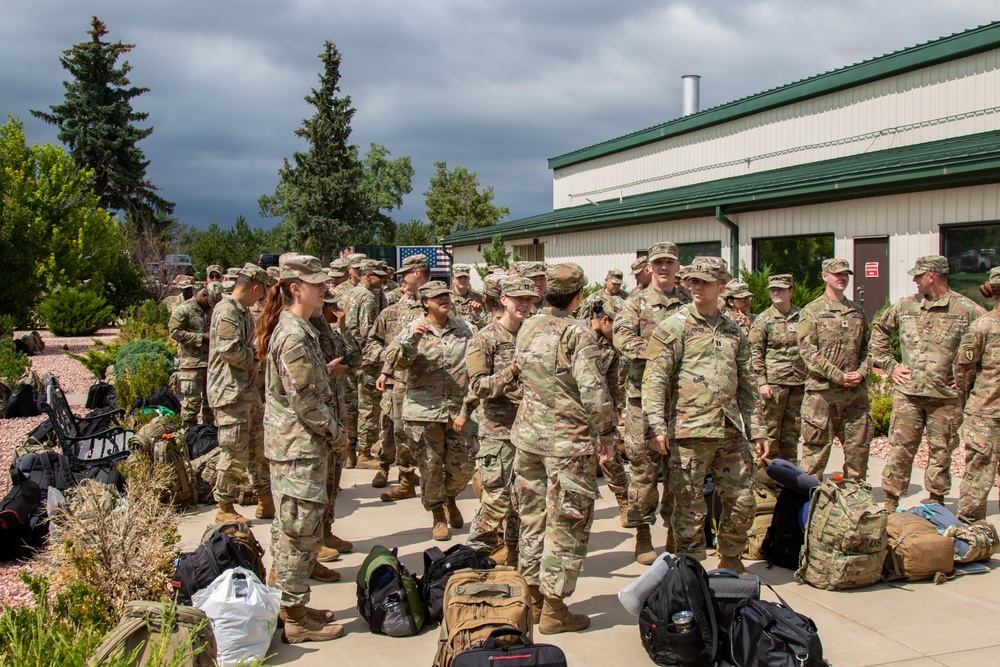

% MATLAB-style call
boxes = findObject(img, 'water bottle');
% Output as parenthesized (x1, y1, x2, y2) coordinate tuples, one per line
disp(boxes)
(671, 610, 696, 634)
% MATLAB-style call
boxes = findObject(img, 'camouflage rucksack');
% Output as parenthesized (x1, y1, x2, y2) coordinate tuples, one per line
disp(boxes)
(190, 448, 257, 506)
(129, 417, 198, 507)
(19, 331, 45, 356)
(944, 520, 1000, 563)
(743, 484, 778, 561)
(796, 479, 887, 590)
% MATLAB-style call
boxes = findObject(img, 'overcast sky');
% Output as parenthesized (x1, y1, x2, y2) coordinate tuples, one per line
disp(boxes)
(2, 1, 996, 233)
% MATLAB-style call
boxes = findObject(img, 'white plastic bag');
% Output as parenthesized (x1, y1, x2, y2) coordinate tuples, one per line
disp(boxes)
(192, 566, 281, 666)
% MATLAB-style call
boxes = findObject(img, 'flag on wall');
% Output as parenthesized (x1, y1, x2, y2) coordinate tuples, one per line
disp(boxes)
(397, 245, 453, 278)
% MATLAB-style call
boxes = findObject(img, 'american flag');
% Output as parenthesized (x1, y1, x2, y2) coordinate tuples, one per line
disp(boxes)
(397, 245, 453, 278)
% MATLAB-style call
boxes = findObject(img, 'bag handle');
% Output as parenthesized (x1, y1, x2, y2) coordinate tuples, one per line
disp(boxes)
(483, 626, 532, 649)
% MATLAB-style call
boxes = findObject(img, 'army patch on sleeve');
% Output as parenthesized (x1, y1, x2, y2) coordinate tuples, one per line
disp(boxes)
(963, 346, 975, 362)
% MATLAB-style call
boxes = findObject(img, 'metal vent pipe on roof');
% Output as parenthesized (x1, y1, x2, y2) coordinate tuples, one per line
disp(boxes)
(682, 75, 700, 116)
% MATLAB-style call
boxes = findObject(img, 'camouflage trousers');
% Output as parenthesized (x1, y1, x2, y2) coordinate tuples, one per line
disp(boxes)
(378, 382, 416, 473)
(624, 396, 670, 527)
(357, 370, 381, 454)
(600, 436, 629, 497)
(513, 449, 598, 599)
(758, 383, 803, 464)
(958, 413, 1000, 521)
(324, 447, 346, 528)
(176, 367, 214, 428)
(882, 392, 962, 499)
(342, 370, 359, 451)
(468, 438, 519, 554)
(213, 398, 270, 503)
(669, 426, 755, 559)
(800, 386, 872, 482)
(268, 457, 327, 607)
(404, 420, 475, 510)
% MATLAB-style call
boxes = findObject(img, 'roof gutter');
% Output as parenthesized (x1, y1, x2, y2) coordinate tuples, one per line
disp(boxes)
(715, 206, 739, 274)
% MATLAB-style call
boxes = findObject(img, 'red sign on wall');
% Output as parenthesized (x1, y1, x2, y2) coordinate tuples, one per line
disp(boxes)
(865, 262, 879, 278)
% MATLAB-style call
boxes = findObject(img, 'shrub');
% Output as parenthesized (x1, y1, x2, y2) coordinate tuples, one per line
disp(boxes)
(65, 339, 122, 380)
(118, 300, 173, 349)
(740, 263, 826, 312)
(99, 251, 149, 315)
(127, 299, 171, 327)
(37, 288, 114, 337)
(0, 314, 14, 338)
(114, 357, 173, 410)
(113, 339, 174, 379)
(870, 394, 893, 436)
(0, 338, 30, 386)
(873, 300, 901, 363)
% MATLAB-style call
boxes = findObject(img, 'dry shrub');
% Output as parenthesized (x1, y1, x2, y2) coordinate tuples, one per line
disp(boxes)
(42, 462, 180, 616)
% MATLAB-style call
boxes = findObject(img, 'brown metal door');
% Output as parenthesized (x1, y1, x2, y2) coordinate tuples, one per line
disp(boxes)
(853, 237, 889, 321)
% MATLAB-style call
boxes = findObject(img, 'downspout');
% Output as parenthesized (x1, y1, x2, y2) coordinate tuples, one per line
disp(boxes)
(715, 206, 739, 275)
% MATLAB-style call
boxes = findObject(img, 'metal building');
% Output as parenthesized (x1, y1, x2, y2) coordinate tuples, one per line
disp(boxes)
(443, 23, 1000, 320)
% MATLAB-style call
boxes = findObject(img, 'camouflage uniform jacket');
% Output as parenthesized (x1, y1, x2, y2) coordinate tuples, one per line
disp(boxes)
(721, 307, 756, 337)
(386, 316, 473, 423)
(462, 319, 521, 440)
(207, 295, 256, 408)
(384, 279, 399, 293)
(613, 285, 691, 398)
(345, 284, 383, 377)
(168, 298, 211, 369)
(955, 309, 1000, 417)
(748, 305, 805, 387)
(797, 294, 872, 391)
(310, 316, 347, 424)
(385, 287, 403, 306)
(642, 304, 756, 440)
(597, 335, 622, 414)
(583, 289, 625, 317)
(510, 307, 616, 457)
(452, 289, 490, 331)
(264, 310, 346, 467)
(872, 291, 986, 400)
(372, 293, 425, 382)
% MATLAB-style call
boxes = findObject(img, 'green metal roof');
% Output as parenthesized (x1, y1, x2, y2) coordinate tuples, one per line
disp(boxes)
(549, 22, 1000, 170)
(444, 129, 1000, 246)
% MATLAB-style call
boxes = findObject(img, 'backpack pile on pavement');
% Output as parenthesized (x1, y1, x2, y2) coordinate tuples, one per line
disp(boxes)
(171, 520, 267, 605)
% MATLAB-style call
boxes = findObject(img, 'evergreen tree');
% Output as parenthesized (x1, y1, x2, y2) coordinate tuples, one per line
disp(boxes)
(31, 16, 173, 230)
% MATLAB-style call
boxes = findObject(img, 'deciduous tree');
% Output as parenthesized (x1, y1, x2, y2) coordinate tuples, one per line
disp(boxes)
(424, 161, 509, 240)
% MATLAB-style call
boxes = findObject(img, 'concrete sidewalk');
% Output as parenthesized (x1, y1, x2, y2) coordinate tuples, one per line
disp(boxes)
(176, 448, 1000, 667)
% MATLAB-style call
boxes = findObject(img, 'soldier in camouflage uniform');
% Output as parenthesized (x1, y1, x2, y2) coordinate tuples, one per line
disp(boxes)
(345, 259, 388, 469)
(222, 267, 239, 294)
(383, 266, 399, 294)
(205, 264, 225, 305)
(631, 257, 651, 293)
(954, 268, 1000, 521)
(873, 255, 986, 511)
(748, 274, 805, 463)
(581, 269, 626, 317)
(209, 264, 274, 524)
(461, 276, 540, 563)
(168, 289, 215, 428)
(643, 256, 757, 573)
(612, 241, 691, 564)
(386, 281, 476, 541)
(516, 261, 548, 309)
(261, 254, 347, 642)
(370, 254, 430, 495)
(511, 263, 616, 634)
(797, 258, 873, 481)
(451, 264, 490, 330)
(334, 253, 366, 467)
(722, 280, 756, 335)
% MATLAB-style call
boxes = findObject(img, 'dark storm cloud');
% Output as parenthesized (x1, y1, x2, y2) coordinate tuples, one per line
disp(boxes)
(1, 1, 996, 230)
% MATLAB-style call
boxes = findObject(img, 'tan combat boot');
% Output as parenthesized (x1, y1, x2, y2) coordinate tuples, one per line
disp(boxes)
(539, 596, 590, 635)
(277, 606, 336, 628)
(310, 562, 342, 582)
(635, 524, 657, 566)
(281, 605, 344, 643)
(356, 449, 380, 469)
(445, 496, 464, 529)
(255, 491, 275, 520)
(432, 506, 451, 541)
(471, 469, 483, 500)
(718, 555, 746, 574)
(267, 567, 276, 587)
(317, 545, 341, 563)
(345, 449, 357, 469)
(372, 466, 390, 488)
(380, 472, 417, 502)
(884, 494, 899, 513)
(325, 533, 354, 553)
(928, 493, 945, 505)
(215, 501, 249, 524)
(528, 584, 544, 625)
(615, 492, 630, 528)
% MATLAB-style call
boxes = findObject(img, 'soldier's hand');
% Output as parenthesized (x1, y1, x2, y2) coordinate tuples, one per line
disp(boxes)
(453, 415, 467, 434)
(755, 439, 770, 460)
(468, 300, 482, 311)
(333, 428, 349, 452)
(841, 371, 863, 388)
(328, 357, 348, 379)
(511, 358, 520, 376)
(945, 373, 956, 390)
(759, 384, 773, 400)
(249, 364, 260, 387)
(414, 320, 431, 337)
(891, 366, 911, 386)
(648, 434, 670, 456)
(376, 373, 388, 392)
(598, 443, 614, 466)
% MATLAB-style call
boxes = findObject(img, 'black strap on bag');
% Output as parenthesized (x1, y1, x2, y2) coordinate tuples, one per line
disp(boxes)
(420, 543, 496, 621)
(730, 584, 827, 667)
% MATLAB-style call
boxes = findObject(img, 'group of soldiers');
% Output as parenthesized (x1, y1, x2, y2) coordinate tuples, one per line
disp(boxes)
(164, 243, 1000, 643)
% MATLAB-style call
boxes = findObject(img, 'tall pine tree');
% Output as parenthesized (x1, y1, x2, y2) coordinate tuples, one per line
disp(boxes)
(32, 16, 173, 233)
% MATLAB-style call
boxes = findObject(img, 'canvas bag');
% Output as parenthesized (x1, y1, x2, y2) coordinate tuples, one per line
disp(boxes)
(90, 600, 217, 667)
(129, 417, 198, 507)
(729, 584, 828, 667)
(743, 484, 778, 560)
(421, 544, 496, 622)
(884, 512, 955, 582)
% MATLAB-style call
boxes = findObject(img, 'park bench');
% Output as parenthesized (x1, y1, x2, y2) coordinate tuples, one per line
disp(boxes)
(38, 375, 132, 469)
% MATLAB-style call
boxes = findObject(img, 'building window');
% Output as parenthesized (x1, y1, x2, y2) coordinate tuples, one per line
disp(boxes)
(677, 242, 722, 266)
(753, 234, 834, 289)
(940, 223, 1000, 307)
(513, 242, 545, 262)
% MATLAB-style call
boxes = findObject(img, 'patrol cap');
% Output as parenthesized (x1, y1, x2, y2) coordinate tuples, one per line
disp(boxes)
(266, 266, 280, 280)
(630, 257, 648, 275)
(328, 258, 349, 277)
(907, 255, 949, 276)
(686, 256, 729, 282)
(519, 261, 547, 278)
(419, 281, 451, 299)
(277, 254, 326, 284)
(323, 290, 339, 305)
(225, 267, 240, 278)
(359, 259, 388, 276)
(501, 276, 541, 301)
(822, 258, 853, 275)
(768, 273, 794, 289)
(724, 280, 753, 299)
(487, 264, 502, 274)
(239, 262, 275, 288)
(483, 273, 504, 300)
(546, 262, 588, 295)
(606, 269, 624, 284)
(647, 242, 679, 262)
(347, 253, 368, 268)
(206, 264, 223, 277)
(990, 267, 1000, 286)
(397, 253, 429, 275)
(453, 264, 472, 277)
(677, 265, 691, 281)
(175, 276, 194, 290)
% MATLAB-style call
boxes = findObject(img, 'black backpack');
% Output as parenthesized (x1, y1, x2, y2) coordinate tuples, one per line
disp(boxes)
(4, 382, 40, 419)
(420, 544, 496, 622)
(77, 406, 122, 437)
(75, 465, 127, 495)
(130, 389, 182, 416)
(453, 627, 568, 667)
(171, 529, 258, 604)
(0, 479, 44, 560)
(707, 569, 761, 666)
(24, 419, 56, 449)
(762, 487, 809, 570)
(639, 554, 720, 667)
(185, 425, 219, 460)
(85, 382, 117, 410)
(730, 585, 827, 667)
(11, 450, 75, 493)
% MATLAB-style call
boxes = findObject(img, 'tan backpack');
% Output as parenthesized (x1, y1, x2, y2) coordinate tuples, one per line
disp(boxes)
(129, 417, 198, 507)
(432, 567, 533, 667)
(743, 484, 778, 561)
(90, 600, 216, 666)
(884, 512, 955, 582)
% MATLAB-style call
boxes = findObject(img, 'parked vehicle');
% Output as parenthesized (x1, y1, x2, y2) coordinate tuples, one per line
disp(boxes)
(163, 254, 194, 276)
(257, 253, 280, 270)
(959, 249, 995, 272)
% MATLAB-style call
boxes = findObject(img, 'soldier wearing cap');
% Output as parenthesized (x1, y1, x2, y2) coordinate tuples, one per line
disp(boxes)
(383, 265, 399, 294)
(722, 280, 756, 334)
(642, 256, 757, 574)
(345, 259, 388, 469)
(332, 253, 367, 467)
(797, 258, 873, 481)
(460, 276, 540, 564)
(168, 288, 215, 429)
(873, 255, 985, 511)
(208, 263, 274, 524)
(954, 267, 1000, 522)
(206, 264, 224, 283)
(206, 265, 226, 307)
(386, 281, 476, 542)
(256, 253, 348, 642)
(223, 267, 240, 294)
(511, 262, 615, 633)
(748, 274, 805, 464)
(481, 273, 505, 317)
(327, 259, 349, 289)
(581, 268, 626, 319)
(631, 257, 651, 292)
(451, 264, 489, 330)
(517, 261, 548, 307)
(369, 253, 430, 496)
(613, 241, 691, 564)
